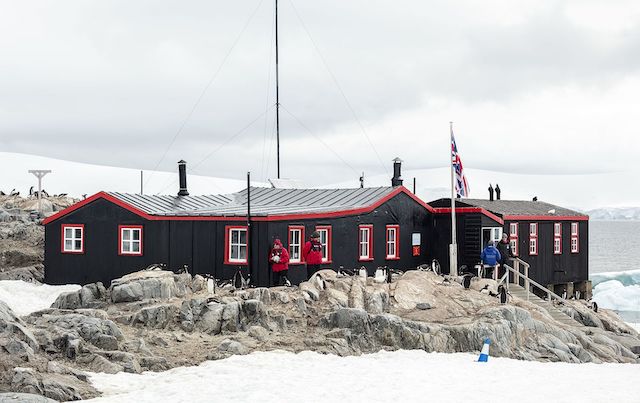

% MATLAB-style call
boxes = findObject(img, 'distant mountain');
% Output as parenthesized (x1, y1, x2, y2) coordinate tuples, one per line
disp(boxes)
(586, 207, 640, 221)
(0, 152, 268, 197)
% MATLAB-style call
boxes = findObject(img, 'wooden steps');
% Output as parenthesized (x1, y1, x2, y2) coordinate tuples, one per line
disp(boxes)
(508, 284, 581, 327)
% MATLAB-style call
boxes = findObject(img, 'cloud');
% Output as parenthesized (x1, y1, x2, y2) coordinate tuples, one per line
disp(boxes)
(1, 0, 640, 206)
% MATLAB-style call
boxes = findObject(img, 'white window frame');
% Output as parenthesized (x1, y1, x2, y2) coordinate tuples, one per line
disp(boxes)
(570, 222, 579, 253)
(358, 225, 373, 261)
(288, 226, 304, 263)
(529, 223, 538, 256)
(509, 223, 519, 256)
(316, 226, 332, 263)
(119, 225, 142, 256)
(386, 225, 400, 260)
(227, 227, 248, 264)
(62, 224, 84, 253)
(554, 222, 562, 255)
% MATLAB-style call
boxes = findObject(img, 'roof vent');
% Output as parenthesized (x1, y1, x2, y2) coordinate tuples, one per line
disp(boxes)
(391, 157, 403, 187)
(178, 160, 189, 196)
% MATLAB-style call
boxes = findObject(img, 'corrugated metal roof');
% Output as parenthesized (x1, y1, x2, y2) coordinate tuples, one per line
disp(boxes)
(107, 187, 397, 217)
(430, 198, 585, 217)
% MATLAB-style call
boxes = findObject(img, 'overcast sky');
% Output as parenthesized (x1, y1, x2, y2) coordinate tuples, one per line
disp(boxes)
(2, 1, 640, 207)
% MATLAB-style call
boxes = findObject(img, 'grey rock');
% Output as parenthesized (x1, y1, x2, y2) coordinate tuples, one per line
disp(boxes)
(416, 302, 433, 310)
(248, 326, 269, 341)
(0, 392, 57, 403)
(217, 339, 248, 355)
(130, 304, 178, 329)
(110, 270, 182, 303)
(192, 275, 206, 293)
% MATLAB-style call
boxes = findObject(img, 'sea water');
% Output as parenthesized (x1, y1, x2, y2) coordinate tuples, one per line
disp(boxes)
(590, 221, 640, 323)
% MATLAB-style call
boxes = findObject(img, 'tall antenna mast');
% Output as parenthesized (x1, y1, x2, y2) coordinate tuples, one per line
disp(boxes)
(275, 0, 281, 178)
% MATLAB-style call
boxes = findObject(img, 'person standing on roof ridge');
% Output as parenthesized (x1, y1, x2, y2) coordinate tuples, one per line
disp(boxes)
(303, 231, 323, 280)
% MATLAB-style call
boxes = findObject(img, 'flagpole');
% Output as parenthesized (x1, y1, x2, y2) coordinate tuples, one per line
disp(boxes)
(449, 122, 458, 277)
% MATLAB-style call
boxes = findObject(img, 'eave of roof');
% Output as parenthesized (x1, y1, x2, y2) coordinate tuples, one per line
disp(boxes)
(43, 186, 435, 224)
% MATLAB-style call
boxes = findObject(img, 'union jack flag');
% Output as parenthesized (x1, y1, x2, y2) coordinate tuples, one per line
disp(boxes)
(451, 131, 470, 198)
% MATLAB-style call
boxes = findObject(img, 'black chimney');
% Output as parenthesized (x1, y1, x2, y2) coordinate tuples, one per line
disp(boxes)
(495, 184, 501, 200)
(178, 160, 189, 196)
(391, 157, 403, 187)
(488, 183, 494, 201)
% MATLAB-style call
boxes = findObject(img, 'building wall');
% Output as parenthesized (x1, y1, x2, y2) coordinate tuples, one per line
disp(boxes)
(505, 219, 588, 286)
(45, 192, 433, 287)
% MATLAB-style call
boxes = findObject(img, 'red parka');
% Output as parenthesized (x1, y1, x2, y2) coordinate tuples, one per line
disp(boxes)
(303, 239, 323, 265)
(269, 239, 290, 272)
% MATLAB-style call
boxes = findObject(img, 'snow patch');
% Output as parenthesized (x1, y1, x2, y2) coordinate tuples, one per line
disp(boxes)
(85, 350, 640, 403)
(0, 280, 80, 316)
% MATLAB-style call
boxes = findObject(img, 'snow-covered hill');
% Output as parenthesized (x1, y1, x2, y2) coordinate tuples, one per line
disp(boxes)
(0, 152, 267, 197)
(586, 207, 640, 221)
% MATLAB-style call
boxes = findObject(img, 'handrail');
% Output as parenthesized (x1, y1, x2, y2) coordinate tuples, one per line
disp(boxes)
(504, 264, 567, 305)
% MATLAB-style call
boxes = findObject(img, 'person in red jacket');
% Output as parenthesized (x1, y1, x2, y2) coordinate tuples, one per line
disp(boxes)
(270, 239, 291, 286)
(303, 231, 323, 280)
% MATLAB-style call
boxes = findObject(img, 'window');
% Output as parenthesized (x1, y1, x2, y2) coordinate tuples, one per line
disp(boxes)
(554, 222, 562, 255)
(571, 222, 579, 253)
(509, 223, 519, 256)
(288, 225, 304, 263)
(358, 224, 374, 261)
(386, 225, 400, 260)
(529, 223, 538, 256)
(119, 225, 143, 256)
(315, 225, 332, 263)
(61, 224, 84, 253)
(225, 226, 248, 264)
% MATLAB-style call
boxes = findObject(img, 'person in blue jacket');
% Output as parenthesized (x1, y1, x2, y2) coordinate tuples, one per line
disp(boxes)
(480, 241, 502, 279)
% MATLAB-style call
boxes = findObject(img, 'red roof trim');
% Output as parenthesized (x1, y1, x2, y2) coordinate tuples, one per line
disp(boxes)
(433, 207, 504, 225)
(43, 186, 433, 224)
(503, 215, 589, 221)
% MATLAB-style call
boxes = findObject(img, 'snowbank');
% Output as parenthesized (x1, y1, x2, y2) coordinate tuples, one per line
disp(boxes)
(86, 350, 640, 403)
(0, 280, 80, 316)
(0, 152, 268, 197)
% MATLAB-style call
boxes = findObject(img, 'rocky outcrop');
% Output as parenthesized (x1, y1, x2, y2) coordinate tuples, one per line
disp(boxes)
(52, 283, 108, 310)
(110, 270, 192, 303)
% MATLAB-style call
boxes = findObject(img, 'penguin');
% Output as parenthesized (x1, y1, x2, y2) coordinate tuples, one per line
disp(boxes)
(315, 273, 326, 290)
(463, 274, 472, 289)
(386, 267, 393, 284)
(234, 270, 244, 289)
(359, 266, 368, 279)
(374, 267, 386, 283)
(207, 277, 215, 294)
(499, 285, 508, 304)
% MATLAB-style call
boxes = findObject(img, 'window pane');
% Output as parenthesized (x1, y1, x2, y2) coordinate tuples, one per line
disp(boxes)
(74, 240, 81, 250)
(65, 228, 72, 238)
(133, 230, 140, 241)
(231, 245, 239, 259)
(75, 228, 82, 238)
(232, 230, 239, 244)
(132, 242, 140, 252)
(239, 245, 247, 260)
(123, 230, 130, 241)
(239, 230, 246, 244)
(65, 240, 72, 250)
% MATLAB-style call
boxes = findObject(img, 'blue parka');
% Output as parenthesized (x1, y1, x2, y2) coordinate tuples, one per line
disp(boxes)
(481, 245, 502, 266)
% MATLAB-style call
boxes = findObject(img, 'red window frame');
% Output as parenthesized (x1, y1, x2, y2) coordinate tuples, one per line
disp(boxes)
(570, 222, 579, 253)
(509, 222, 519, 256)
(118, 225, 143, 256)
(315, 225, 332, 263)
(553, 222, 562, 255)
(224, 225, 248, 265)
(61, 224, 85, 254)
(528, 223, 538, 256)
(288, 225, 305, 264)
(385, 224, 400, 260)
(358, 224, 374, 261)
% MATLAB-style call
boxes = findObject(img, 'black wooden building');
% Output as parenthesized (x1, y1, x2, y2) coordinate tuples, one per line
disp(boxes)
(429, 198, 589, 293)
(44, 184, 435, 287)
